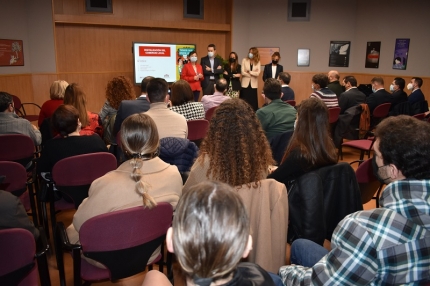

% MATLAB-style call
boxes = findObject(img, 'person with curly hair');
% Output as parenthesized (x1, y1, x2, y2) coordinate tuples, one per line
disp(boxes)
(99, 76, 135, 144)
(169, 79, 205, 121)
(183, 98, 274, 191)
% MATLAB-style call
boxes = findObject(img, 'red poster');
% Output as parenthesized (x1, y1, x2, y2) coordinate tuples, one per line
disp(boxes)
(0, 39, 24, 66)
(139, 46, 171, 57)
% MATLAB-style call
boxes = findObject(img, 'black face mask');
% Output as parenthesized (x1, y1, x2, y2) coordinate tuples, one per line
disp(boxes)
(372, 156, 390, 184)
(272, 60, 279, 64)
(229, 58, 236, 63)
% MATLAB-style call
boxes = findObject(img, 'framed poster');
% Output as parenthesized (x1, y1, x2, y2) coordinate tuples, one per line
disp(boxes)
(297, 49, 310, 66)
(392, 38, 410, 70)
(0, 39, 24, 66)
(329, 41, 350, 67)
(365, 41, 381, 68)
(257, 47, 280, 65)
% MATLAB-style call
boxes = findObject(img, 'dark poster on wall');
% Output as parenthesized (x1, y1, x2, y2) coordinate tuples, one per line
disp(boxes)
(392, 38, 410, 70)
(0, 39, 24, 66)
(365, 41, 381, 68)
(329, 41, 350, 67)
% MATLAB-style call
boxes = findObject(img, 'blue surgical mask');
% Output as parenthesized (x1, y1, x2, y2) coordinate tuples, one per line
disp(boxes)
(208, 52, 214, 58)
(389, 84, 395, 92)
(190, 56, 198, 63)
(372, 88, 376, 93)
(248, 53, 254, 59)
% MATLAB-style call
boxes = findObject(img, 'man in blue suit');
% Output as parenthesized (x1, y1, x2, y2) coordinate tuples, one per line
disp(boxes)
(200, 44, 223, 96)
(407, 77, 425, 105)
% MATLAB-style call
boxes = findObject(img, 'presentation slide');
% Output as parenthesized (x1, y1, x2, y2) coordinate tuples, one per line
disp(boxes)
(133, 42, 196, 84)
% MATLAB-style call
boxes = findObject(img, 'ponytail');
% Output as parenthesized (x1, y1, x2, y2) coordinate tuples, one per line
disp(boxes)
(129, 156, 157, 209)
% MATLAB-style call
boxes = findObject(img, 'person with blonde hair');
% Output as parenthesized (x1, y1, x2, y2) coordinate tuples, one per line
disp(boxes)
(64, 83, 102, 136)
(142, 181, 280, 286)
(38, 80, 69, 127)
(241, 47, 261, 111)
(66, 113, 182, 267)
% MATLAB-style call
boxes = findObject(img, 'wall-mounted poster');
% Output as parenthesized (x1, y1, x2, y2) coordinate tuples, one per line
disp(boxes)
(365, 42, 381, 68)
(329, 41, 350, 67)
(298, 49, 310, 66)
(392, 38, 410, 70)
(0, 39, 24, 66)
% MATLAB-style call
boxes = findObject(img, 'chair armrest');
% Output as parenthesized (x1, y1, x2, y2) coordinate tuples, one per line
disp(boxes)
(21, 102, 42, 110)
(349, 160, 364, 166)
(56, 222, 81, 252)
(35, 226, 50, 258)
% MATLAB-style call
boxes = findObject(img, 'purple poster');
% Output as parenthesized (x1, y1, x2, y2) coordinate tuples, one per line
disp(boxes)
(392, 39, 410, 70)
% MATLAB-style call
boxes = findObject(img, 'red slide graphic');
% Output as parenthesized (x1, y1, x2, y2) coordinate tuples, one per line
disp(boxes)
(139, 46, 171, 57)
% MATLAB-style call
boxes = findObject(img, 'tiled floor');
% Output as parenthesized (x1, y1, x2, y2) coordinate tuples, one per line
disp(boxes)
(42, 146, 377, 286)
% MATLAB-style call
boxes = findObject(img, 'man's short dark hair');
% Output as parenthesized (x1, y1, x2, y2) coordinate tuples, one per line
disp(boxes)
(312, 74, 328, 88)
(263, 78, 282, 101)
(394, 77, 405, 90)
(343, 76, 357, 87)
(147, 78, 168, 103)
(215, 78, 228, 93)
(375, 115, 430, 179)
(371, 77, 384, 85)
(0, 92, 13, 112)
(412, 77, 423, 88)
(140, 76, 154, 94)
(278, 72, 291, 85)
(208, 44, 216, 50)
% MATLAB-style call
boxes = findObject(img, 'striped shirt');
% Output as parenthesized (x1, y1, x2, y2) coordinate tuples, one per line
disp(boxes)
(310, 87, 339, 108)
(280, 179, 430, 285)
(170, 101, 205, 121)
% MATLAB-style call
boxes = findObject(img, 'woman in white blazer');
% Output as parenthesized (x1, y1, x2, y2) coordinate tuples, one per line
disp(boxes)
(241, 47, 261, 111)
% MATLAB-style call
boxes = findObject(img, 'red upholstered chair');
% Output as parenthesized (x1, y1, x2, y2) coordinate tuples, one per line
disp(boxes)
(328, 107, 341, 124)
(205, 106, 218, 121)
(351, 159, 384, 207)
(56, 203, 173, 286)
(0, 228, 51, 286)
(11, 95, 41, 122)
(412, 113, 426, 120)
(187, 119, 209, 147)
(285, 100, 296, 107)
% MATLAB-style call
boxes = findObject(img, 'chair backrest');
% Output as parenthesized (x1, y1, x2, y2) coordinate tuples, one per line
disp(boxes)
(11, 95, 23, 116)
(79, 203, 173, 280)
(205, 106, 218, 121)
(355, 158, 382, 204)
(187, 119, 209, 141)
(0, 161, 27, 197)
(52, 152, 117, 208)
(0, 228, 38, 286)
(412, 113, 426, 120)
(372, 103, 391, 118)
(285, 100, 296, 107)
(328, 107, 341, 124)
(0, 134, 35, 164)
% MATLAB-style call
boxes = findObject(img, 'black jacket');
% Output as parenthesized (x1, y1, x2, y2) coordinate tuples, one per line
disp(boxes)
(366, 89, 391, 113)
(338, 87, 366, 114)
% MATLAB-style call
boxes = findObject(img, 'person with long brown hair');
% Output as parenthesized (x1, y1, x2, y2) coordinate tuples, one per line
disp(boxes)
(268, 97, 338, 189)
(182, 98, 274, 191)
(169, 79, 205, 120)
(64, 83, 102, 136)
(241, 47, 261, 111)
(223, 51, 242, 98)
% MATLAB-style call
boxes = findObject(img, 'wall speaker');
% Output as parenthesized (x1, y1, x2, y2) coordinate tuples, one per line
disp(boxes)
(85, 0, 113, 13)
(288, 0, 311, 21)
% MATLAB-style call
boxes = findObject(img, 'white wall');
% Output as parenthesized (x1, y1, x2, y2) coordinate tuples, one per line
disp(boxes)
(0, 0, 56, 74)
(233, 0, 430, 76)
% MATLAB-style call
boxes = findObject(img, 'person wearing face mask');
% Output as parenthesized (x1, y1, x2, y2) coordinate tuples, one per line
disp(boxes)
(200, 44, 223, 97)
(241, 47, 262, 111)
(223, 52, 242, 98)
(309, 73, 339, 108)
(365, 77, 391, 113)
(280, 115, 430, 285)
(389, 77, 407, 111)
(262, 52, 283, 82)
(338, 75, 366, 114)
(407, 77, 425, 105)
(181, 50, 204, 102)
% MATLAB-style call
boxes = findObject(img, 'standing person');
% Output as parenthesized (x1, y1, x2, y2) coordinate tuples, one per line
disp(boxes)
(38, 80, 68, 127)
(200, 44, 223, 96)
(263, 52, 283, 82)
(223, 52, 242, 98)
(241, 47, 261, 111)
(181, 50, 204, 102)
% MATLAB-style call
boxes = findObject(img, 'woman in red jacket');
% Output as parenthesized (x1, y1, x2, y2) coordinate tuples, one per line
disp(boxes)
(180, 50, 204, 102)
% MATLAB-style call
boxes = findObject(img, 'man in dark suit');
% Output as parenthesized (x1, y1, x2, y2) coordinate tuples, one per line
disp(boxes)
(366, 77, 392, 113)
(200, 44, 223, 96)
(327, 70, 344, 97)
(390, 77, 408, 110)
(407, 77, 425, 105)
(263, 52, 283, 82)
(338, 75, 366, 114)
(277, 72, 295, 101)
(113, 76, 153, 135)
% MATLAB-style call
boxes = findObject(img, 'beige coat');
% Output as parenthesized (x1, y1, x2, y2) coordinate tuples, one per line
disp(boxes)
(241, 58, 261, 89)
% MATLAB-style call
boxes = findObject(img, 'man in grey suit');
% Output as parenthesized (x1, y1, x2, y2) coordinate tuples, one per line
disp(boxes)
(113, 76, 153, 135)
(338, 75, 366, 114)
(200, 44, 223, 96)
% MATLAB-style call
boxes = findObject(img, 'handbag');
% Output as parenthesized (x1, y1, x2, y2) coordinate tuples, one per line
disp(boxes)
(226, 80, 239, 98)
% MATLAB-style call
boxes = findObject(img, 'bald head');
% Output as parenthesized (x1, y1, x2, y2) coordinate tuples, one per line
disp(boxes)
(328, 70, 340, 82)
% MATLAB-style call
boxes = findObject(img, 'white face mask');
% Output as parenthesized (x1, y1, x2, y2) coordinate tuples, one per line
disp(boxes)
(407, 83, 414, 90)
(208, 51, 214, 58)
(389, 84, 395, 92)
(294, 119, 297, 130)
(311, 84, 315, 91)
(190, 56, 198, 63)
(248, 53, 254, 59)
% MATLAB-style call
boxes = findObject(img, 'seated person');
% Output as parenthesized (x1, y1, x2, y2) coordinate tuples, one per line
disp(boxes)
(37, 105, 108, 174)
(169, 79, 205, 120)
(407, 77, 425, 105)
(366, 77, 391, 113)
(201, 78, 230, 113)
(390, 77, 408, 110)
(256, 78, 297, 141)
(142, 181, 280, 286)
(66, 113, 182, 267)
(38, 80, 68, 127)
(278, 72, 295, 101)
(338, 75, 366, 114)
(310, 74, 339, 108)
(183, 98, 274, 191)
(280, 115, 430, 285)
(268, 98, 338, 190)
